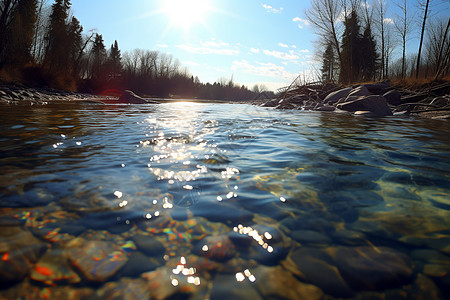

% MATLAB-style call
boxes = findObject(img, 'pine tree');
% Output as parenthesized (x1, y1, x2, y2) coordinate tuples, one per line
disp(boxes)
(360, 24, 378, 81)
(67, 16, 83, 76)
(108, 40, 122, 79)
(340, 10, 362, 84)
(321, 42, 336, 82)
(90, 33, 107, 80)
(45, 0, 71, 73)
(5, 0, 38, 68)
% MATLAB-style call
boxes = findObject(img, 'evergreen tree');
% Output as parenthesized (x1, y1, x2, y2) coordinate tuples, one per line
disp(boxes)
(67, 16, 83, 76)
(340, 10, 362, 84)
(108, 40, 122, 79)
(45, 0, 71, 73)
(321, 41, 336, 82)
(360, 24, 378, 81)
(5, 0, 38, 68)
(90, 33, 107, 80)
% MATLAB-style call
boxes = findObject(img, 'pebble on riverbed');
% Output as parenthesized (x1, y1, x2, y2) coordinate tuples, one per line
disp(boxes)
(66, 238, 128, 282)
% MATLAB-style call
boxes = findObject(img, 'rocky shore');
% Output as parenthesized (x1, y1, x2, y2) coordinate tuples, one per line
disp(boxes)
(260, 80, 450, 119)
(2, 81, 450, 119)
(0, 84, 115, 105)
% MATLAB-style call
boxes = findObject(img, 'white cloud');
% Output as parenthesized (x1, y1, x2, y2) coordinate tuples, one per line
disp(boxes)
(278, 42, 289, 48)
(157, 43, 168, 48)
(262, 4, 283, 13)
(232, 60, 296, 80)
(292, 17, 310, 29)
(263, 49, 299, 60)
(182, 61, 200, 67)
(250, 48, 260, 54)
(384, 18, 394, 25)
(177, 40, 239, 55)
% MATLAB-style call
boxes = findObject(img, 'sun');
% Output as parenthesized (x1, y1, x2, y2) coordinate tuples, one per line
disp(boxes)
(162, 0, 211, 29)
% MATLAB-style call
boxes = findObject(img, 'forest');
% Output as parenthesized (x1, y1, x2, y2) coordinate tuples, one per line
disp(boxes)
(0, 0, 270, 100)
(310, 0, 450, 85)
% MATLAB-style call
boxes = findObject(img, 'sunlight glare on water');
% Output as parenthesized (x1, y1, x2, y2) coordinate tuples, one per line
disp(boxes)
(0, 102, 450, 299)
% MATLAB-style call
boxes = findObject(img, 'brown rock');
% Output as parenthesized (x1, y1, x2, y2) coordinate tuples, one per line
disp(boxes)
(253, 265, 323, 300)
(329, 246, 413, 290)
(67, 240, 128, 282)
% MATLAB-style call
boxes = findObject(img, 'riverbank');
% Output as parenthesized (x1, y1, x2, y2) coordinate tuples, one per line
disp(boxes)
(1, 81, 449, 119)
(259, 80, 450, 120)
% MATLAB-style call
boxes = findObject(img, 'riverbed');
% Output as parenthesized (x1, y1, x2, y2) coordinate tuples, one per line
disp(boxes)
(1, 102, 450, 299)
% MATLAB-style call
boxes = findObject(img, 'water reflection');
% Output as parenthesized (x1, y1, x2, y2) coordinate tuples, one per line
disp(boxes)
(0, 104, 450, 299)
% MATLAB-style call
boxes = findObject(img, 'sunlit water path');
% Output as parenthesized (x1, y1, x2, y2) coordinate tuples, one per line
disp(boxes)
(1, 102, 450, 299)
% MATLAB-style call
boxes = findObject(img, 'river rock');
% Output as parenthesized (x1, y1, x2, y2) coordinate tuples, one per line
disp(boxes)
(97, 277, 151, 300)
(142, 266, 206, 300)
(30, 249, 80, 285)
(337, 95, 393, 116)
(190, 201, 253, 225)
(290, 229, 332, 245)
(119, 90, 159, 104)
(210, 273, 262, 300)
(261, 98, 279, 107)
(194, 235, 236, 262)
(361, 81, 391, 94)
(287, 247, 355, 297)
(345, 85, 372, 101)
(323, 87, 353, 105)
(131, 234, 166, 258)
(0, 227, 48, 286)
(383, 89, 402, 106)
(120, 251, 161, 277)
(67, 239, 128, 282)
(328, 246, 414, 290)
(253, 265, 323, 300)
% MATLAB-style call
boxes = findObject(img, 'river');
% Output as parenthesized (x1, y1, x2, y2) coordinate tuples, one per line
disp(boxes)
(1, 101, 450, 299)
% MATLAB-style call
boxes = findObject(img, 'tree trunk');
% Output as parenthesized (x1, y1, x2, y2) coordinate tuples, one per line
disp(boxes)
(415, 0, 429, 79)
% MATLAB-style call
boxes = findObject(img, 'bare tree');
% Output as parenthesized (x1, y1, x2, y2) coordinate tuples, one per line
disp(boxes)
(374, 0, 388, 78)
(393, 0, 415, 78)
(415, 0, 431, 78)
(305, 0, 344, 70)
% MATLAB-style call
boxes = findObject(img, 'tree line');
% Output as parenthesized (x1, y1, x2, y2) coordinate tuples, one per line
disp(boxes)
(307, 0, 450, 84)
(0, 0, 269, 100)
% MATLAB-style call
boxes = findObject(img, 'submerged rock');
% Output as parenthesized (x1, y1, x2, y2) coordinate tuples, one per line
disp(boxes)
(287, 247, 355, 298)
(194, 235, 236, 262)
(97, 277, 151, 300)
(67, 239, 128, 282)
(131, 234, 166, 258)
(210, 273, 262, 300)
(328, 246, 414, 291)
(30, 250, 80, 285)
(253, 265, 323, 300)
(0, 227, 48, 286)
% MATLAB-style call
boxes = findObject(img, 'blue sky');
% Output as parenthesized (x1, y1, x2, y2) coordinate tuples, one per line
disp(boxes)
(71, 0, 449, 91)
(71, 0, 315, 91)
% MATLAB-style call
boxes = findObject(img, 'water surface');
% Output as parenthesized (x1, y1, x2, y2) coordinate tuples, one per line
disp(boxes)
(1, 102, 450, 299)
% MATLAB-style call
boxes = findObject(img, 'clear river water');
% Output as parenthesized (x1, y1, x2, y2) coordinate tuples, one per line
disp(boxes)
(0, 101, 450, 299)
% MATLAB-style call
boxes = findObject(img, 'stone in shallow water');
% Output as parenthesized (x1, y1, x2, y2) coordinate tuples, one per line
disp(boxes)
(190, 201, 254, 225)
(0, 227, 48, 286)
(194, 235, 236, 262)
(210, 273, 262, 300)
(287, 247, 355, 298)
(290, 229, 332, 245)
(97, 277, 151, 300)
(331, 229, 367, 245)
(230, 224, 290, 266)
(253, 265, 323, 300)
(67, 239, 128, 282)
(119, 251, 161, 277)
(131, 234, 166, 258)
(30, 250, 80, 285)
(328, 246, 414, 291)
(142, 266, 206, 300)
